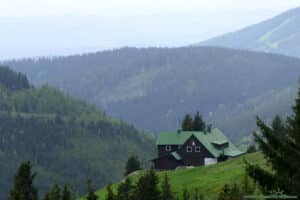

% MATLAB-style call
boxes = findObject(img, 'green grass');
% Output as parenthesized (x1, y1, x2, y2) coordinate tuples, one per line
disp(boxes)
(80, 152, 266, 200)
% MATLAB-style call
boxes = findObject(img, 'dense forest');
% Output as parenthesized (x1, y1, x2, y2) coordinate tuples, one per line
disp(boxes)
(5, 46, 300, 143)
(0, 66, 155, 199)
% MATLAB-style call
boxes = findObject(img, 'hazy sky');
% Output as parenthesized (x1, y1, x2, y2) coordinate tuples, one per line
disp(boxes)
(1, 0, 300, 16)
(1, 0, 300, 60)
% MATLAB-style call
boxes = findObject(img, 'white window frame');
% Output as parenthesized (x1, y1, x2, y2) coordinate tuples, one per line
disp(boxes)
(195, 146, 201, 152)
(187, 146, 192, 152)
(165, 145, 172, 151)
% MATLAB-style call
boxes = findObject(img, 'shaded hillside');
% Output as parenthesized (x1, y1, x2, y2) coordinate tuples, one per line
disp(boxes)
(80, 152, 266, 200)
(198, 7, 300, 58)
(0, 66, 155, 198)
(5, 47, 300, 142)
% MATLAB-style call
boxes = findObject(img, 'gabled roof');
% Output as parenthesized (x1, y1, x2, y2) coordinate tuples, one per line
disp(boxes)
(156, 128, 243, 158)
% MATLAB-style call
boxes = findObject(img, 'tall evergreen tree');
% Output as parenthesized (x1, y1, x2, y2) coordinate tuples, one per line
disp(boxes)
(192, 112, 206, 131)
(8, 161, 38, 200)
(134, 168, 161, 200)
(86, 179, 98, 200)
(182, 188, 190, 200)
(49, 184, 61, 200)
(62, 185, 73, 200)
(117, 178, 133, 200)
(105, 184, 116, 200)
(161, 174, 173, 200)
(125, 155, 141, 176)
(246, 87, 300, 195)
(182, 114, 193, 131)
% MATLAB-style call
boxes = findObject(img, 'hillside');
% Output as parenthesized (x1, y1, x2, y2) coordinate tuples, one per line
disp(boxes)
(198, 7, 300, 58)
(5, 47, 300, 142)
(0, 66, 155, 198)
(81, 152, 266, 200)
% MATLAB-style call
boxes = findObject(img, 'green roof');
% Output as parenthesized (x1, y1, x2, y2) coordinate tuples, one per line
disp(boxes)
(156, 128, 243, 158)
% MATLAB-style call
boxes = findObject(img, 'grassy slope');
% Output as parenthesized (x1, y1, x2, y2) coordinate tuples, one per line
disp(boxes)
(80, 152, 266, 200)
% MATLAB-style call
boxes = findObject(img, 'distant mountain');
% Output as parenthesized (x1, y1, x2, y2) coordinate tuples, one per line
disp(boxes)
(197, 7, 300, 58)
(0, 66, 155, 198)
(5, 46, 300, 143)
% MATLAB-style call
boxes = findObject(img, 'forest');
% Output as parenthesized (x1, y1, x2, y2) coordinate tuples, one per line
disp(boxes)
(5, 46, 300, 144)
(0, 66, 155, 199)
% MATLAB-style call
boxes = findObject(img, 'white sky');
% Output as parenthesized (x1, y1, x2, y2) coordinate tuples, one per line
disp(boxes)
(1, 0, 300, 16)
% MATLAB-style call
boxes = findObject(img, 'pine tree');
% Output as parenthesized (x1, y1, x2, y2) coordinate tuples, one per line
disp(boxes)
(62, 185, 73, 200)
(43, 193, 51, 200)
(8, 161, 38, 200)
(192, 112, 206, 131)
(246, 86, 300, 195)
(182, 114, 193, 131)
(125, 155, 141, 176)
(49, 184, 61, 200)
(106, 184, 116, 200)
(86, 179, 98, 200)
(161, 174, 173, 200)
(182, 188, 190, 200)
(134, 168, 161, 200)
(117, 178, 133, 200)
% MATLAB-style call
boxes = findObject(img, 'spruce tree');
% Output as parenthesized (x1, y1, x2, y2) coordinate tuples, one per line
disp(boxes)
(105, 184, 116, 200)
(182, 114, 193, 131)
(192, 112, 206, 131)
(117, 178, 133, 200)
(161, 174, 173, 200)
(125, 155, 141, 176)
(246, 86, 300, 195)
(182, 188, 190, 200)
(86, 179, 98, 200)
(49, 184, 61, 200)
(62, 185, 73, 200)
(134, 168, 161, 200)
(8, 161, 38, 200)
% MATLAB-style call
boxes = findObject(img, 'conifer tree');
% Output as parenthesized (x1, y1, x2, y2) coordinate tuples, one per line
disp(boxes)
(182, 114, 193, 131)
(117, 178, 133, 200)
(86, 179, 98, 200)
(62, 185, 73, 200)
(192, 112, 206, 131)
(105, 184, 116, 200)
(49, 184, 61, 200)
(246, 86, 300, 195)
(43, 192, 51, 200)
(8, 161, 38, 200)
(182, 188, 190, 200)
(125, 155, 141, 176)
(134, 168, 161, 200)
(161, 174, 173, 200)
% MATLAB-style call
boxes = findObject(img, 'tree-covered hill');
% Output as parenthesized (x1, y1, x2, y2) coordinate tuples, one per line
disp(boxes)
(0, 66, 155, 199)
(5, 46, 300, 142)
(197, 7, 300, 58)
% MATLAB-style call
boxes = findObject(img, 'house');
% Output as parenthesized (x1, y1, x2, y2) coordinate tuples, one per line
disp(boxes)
(152, 128, 244, 170)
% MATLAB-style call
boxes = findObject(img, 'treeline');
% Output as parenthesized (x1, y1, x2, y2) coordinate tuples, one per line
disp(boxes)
(181, 112, 207, 132)
(0, 66, 30, 90)
(8, 161, 257, 200)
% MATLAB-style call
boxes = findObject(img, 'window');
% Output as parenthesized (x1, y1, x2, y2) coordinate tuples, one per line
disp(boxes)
(165, 145, 171, 151)
(195, 146, 201, 152)
(187, 146, 192, 152)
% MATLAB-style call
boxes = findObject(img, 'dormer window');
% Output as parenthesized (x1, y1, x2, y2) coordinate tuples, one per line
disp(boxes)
(165, 145, 172, 151)
(187, 146, 192, 152)
(195, 146, 201, 152)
